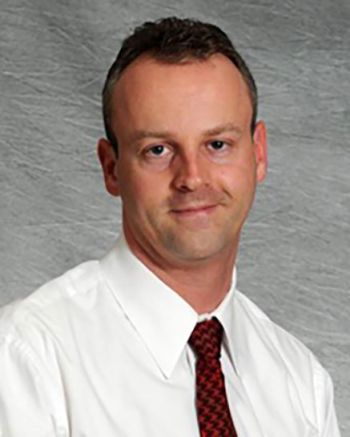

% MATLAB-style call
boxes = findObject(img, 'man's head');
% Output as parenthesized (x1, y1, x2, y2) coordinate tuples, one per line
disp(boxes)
(102, 17, 258, 155)
(98, 17, 267, 270)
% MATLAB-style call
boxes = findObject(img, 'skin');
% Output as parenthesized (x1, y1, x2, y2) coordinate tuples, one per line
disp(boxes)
(98, 54, 267, 313)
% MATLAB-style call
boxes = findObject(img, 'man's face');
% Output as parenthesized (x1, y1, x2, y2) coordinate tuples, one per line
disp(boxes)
(99, 54, 267, 268)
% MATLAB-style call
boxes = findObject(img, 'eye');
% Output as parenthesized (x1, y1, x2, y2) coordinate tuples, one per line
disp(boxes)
(143, 144, 173, 164)
(149, 145, 164, 155)
(208, 140, 228, 151)
(146, 144, 169, 157)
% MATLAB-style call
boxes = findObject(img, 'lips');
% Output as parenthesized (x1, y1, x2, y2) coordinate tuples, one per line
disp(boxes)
(172, 204, 216, 213)
(168, 190, 225, 219)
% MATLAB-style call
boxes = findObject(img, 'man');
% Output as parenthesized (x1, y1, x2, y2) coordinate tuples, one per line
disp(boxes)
(0, 17, 340, 437)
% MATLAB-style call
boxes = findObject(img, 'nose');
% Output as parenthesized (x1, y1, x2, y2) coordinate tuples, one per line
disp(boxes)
(172, 150, 207, 192)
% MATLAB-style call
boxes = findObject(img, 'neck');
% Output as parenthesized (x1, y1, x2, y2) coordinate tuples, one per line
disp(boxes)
(123, 228, 238, 314)
(152, 258, 236, 314)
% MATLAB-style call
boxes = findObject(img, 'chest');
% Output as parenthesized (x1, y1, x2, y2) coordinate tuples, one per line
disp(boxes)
(53, 343, 318, 437)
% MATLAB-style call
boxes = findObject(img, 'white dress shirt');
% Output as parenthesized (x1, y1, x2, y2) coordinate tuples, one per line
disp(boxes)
(0, 233, 340, 437)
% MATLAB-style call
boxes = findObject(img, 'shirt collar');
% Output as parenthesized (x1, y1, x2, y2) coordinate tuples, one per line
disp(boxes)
(99, 232, 238, 378)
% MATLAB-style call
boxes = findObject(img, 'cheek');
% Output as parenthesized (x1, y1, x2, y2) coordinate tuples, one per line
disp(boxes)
(219, 161, 256, 196)
(120, 173, 166, 212)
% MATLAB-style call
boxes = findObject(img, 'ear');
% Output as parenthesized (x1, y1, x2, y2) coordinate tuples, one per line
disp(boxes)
(97, 138, 120, 196)
(253, 120, 268, 183)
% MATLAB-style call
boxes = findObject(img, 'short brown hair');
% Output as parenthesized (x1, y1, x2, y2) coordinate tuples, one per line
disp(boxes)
(102, 17, 258, 153)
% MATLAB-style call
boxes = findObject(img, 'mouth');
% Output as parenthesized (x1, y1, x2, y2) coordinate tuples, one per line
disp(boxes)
(170, 204, 218, 217)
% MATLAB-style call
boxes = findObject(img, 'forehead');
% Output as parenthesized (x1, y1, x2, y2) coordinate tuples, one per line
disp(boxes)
(111, 54, 252, 135)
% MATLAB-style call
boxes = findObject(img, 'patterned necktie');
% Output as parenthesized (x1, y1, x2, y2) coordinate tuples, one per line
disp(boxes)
(189, 317, 238, 437)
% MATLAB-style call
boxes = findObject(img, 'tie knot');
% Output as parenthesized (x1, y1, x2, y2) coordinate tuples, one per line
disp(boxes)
(189, 317, 223, 361)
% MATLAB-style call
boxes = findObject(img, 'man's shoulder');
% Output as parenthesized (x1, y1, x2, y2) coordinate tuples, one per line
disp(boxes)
(0, 259, 102, 340)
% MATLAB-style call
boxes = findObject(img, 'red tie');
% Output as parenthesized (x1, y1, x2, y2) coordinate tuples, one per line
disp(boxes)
(189, 317, 238, 437)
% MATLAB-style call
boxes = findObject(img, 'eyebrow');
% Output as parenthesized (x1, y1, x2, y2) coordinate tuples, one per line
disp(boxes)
(204, 123, 242, 137)
(129, 122, 242, 143)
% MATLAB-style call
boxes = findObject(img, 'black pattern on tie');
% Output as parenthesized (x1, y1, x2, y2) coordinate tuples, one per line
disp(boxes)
(189, 317, 238, 437)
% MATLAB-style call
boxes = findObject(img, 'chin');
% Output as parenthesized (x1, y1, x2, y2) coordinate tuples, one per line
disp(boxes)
(165, 237, 231, 263)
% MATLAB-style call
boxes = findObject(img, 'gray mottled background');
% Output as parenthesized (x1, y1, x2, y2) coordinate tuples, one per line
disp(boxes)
(1, 0, 349, 434)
